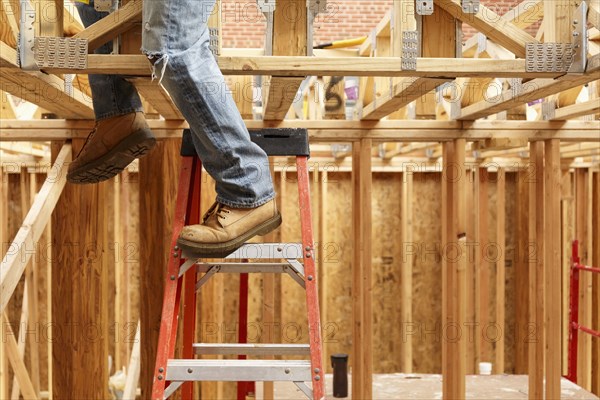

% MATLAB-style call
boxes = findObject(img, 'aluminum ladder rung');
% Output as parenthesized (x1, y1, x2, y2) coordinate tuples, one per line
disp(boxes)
(165, 359, 312, 382)
(193, 343, 310, 356)
(225, 243, 304, 259)
(196, 262, 302, 274)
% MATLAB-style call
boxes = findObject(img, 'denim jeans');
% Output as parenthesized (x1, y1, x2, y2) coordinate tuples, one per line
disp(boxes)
(75, 1, 143, 120)
(76, 0, 275, 208)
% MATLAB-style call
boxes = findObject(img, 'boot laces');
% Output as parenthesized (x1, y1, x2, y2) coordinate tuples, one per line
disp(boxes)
(202, 202, 231, 223)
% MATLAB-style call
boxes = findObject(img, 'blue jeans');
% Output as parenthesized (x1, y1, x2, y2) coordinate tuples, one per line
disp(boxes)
(76, 0, 275, 208)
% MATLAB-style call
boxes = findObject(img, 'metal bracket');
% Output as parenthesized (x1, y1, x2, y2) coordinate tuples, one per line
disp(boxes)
(257, 0, 276, 13)
(94, 0, 114, 12)
(526, 43, 574, 73)
(461, 0, 480, 14)
(510, 78, 523, 98)
(34, 37, 88, 69)
(568, 1, 587, 74)
(208, 27, 220, 56)
(542, 100, 556, 121)
(18, 0, 37, 70)
(308, 0, 327, 14)
(416, 0, 433, 15)
(401, 31, 419, 71)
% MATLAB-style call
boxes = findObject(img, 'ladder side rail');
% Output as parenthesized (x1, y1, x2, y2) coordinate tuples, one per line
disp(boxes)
(152, 156, 197, 400)
(296, 156, 326, 399)
(182, 159, 204, 400)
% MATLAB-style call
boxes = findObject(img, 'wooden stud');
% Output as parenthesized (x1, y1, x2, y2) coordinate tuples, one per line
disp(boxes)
(495, 168, 506, 374)
(138, 139, 181, 399)
(263, 0, 307, 121)
(318, 170, 329, 372)
(351, 139, 373, 399)
(401, 170, 413, 373)
(441, 139, 467, 399)
(514, 169, 529, 374)
(544, 139, 561, 400)
(477, 167, 491, 364)
(51, 140, 109, 399)
(528, 141, 544, 400)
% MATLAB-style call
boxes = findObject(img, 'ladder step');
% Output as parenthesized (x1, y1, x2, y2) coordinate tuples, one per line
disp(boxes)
(196, 262, 303, 274)
(166, 359, 312, 382)
(224, 243, 303, 260)
(193, 343, 310, 356)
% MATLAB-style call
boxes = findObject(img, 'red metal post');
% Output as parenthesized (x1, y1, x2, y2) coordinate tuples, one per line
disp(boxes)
(567, 240, 580, 383)
(296, 156, 326, 399)
(237, 272, 254, 398)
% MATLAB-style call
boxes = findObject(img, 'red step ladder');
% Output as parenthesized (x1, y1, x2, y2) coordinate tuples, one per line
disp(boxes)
(151, 129, 326, 400)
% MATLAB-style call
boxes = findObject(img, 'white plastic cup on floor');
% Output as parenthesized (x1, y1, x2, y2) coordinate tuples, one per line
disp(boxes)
(479, 362, 493, 375)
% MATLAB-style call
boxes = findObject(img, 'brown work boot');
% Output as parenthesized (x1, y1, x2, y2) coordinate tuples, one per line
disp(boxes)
(67, 112, 156, 184)
(177, 199, 282, 258)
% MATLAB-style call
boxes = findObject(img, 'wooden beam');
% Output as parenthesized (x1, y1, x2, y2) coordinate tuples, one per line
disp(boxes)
(351, 139, 373, 399)
(2, 313, 37, 400)
(434, 0, 537, 58)
(362, 78, 450, 120)
(463, 0, 544, 57)
(544, 139, 561, 400)
(495, 167, 506, 374)
(589, 3, 600, 30)
(458, 56, 600, 120)
(41, 54, 568, 79)
(441, 139, 467, 399)
(0, 145, 70, 313)
(72, 0, 142, 50)
(51, 140, 109, 399)
(549, 100, 600, 120)
(2, 119, 600, 142)
(130, 79, 183, 120)
(0, 43, 94, 119)
(263, 0, 306, 121)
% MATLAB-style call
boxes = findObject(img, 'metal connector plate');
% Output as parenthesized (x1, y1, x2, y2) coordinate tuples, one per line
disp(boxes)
(34, 37, 88, 69)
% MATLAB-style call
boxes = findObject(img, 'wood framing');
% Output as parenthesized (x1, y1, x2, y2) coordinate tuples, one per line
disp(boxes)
(263, 0, 307, 121)
(441, 139, 467, 399)
(0, 43, 94, 119)
(352, 139, 373, 399)
(50, 139, 109, 399)
(434, 0, 537, 58)
(0, 145, 70, 313)
(72, 0, 142, 50)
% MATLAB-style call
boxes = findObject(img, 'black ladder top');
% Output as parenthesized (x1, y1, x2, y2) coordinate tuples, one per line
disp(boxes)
(181, 128, 310, 157)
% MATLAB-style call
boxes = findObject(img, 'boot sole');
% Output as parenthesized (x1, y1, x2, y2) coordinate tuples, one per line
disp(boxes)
(67, 128, 156, 184)
(176, 212, 283, 259)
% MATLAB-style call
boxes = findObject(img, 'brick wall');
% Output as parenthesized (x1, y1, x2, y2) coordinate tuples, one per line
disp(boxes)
(221, 0, 539, 49)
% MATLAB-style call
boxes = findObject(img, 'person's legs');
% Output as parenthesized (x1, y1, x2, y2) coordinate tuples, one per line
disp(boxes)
(75, 0, 143, 119)
(141, 0, 279, 256)
(68, 0, 156, 184)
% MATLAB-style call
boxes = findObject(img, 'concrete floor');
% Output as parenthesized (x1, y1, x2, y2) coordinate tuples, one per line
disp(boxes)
(254, 374, 599, 399)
